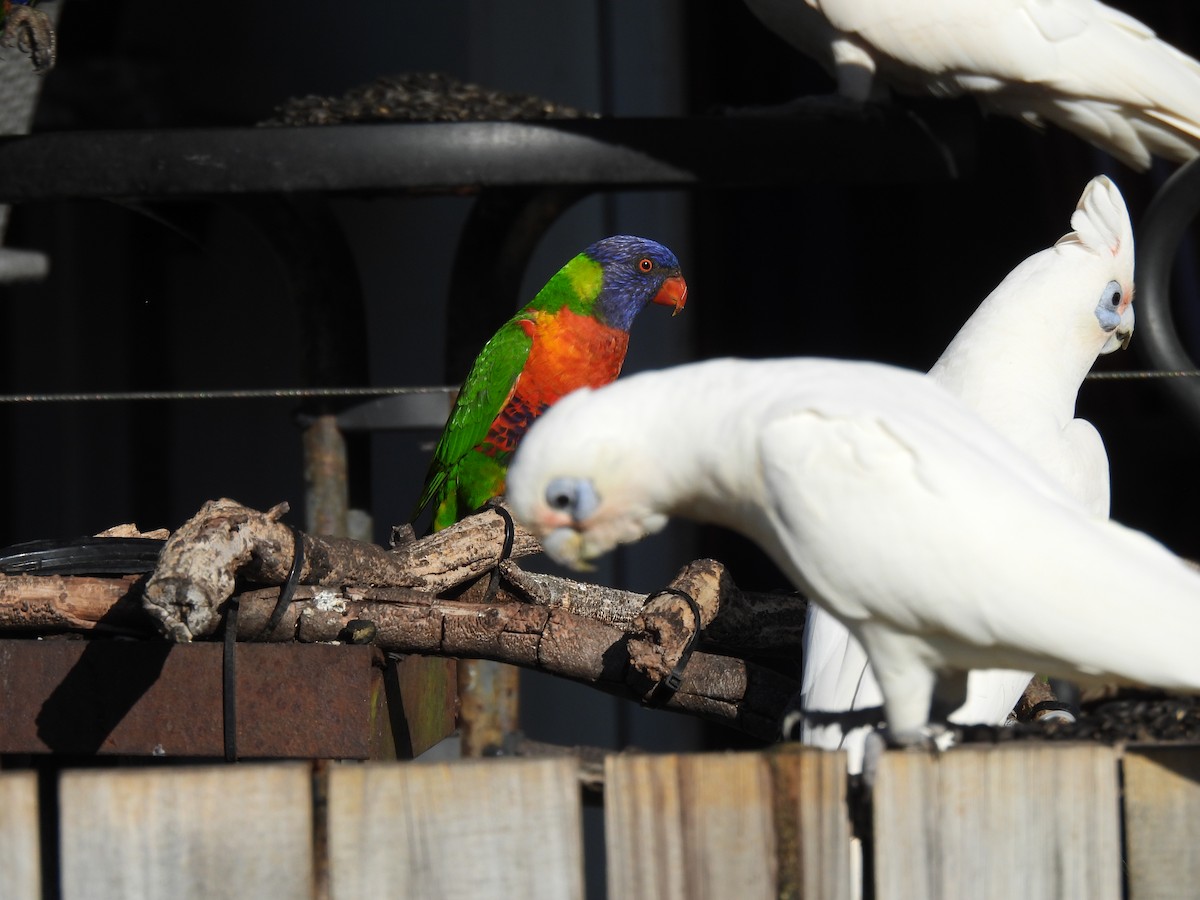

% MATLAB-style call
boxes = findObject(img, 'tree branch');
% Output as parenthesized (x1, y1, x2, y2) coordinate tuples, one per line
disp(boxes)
(4, 498, 802, 740)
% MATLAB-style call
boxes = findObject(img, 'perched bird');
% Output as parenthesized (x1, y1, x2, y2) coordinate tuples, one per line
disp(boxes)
(799, 175, 1136, 769)
(506, 357, 1200, 745)
(413, 235, 687, 532)
(742, 0, 1200, 170)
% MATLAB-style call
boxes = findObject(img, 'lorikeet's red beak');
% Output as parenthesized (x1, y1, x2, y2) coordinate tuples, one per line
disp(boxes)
(653, 274, 688, 316)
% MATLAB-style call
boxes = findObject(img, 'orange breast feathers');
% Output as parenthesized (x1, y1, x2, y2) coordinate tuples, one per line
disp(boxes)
(514, 307, 631, 407)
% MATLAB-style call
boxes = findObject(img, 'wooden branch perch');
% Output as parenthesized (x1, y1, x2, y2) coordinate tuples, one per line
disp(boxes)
(142, 497, 540, 641)
(4, 498, 803, 740)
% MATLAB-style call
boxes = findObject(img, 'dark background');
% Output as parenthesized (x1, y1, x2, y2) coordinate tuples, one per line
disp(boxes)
(3, 0, 1199, 758)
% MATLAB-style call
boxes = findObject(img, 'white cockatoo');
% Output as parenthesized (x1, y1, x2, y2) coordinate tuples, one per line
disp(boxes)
(799, 174, 1136, 770)
(505, 356, 1200, 746)
(742, 0, 1200, 170)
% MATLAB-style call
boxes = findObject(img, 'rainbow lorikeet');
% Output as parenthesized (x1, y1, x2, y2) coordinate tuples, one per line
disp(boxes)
(414, 234, 687, 532)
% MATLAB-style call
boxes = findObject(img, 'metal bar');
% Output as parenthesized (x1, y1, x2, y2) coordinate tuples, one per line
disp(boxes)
(0, 115, 966, 203)
(303, 414, 349, 537)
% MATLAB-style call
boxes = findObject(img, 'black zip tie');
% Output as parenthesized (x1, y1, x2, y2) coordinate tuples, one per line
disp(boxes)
(258, 526, 306, 640)
(481, 504, 516, 605)
(644, 587, 702, 707)
(222, 597, 240, 762)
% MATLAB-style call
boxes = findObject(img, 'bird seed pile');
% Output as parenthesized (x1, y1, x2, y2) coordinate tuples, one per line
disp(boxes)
(263, 72, 598, 126)
(960, 692, 1200, 745)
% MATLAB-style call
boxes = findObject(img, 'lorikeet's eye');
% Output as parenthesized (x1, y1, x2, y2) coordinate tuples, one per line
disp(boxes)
(638, 258, 653, 273)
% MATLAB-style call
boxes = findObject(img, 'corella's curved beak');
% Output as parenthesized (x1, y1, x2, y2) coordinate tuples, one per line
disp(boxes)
(541, 527, 595, 571)
(1117, 303, 1135, 350)
(653, 274, 688, 316)
(1101, 303, 1135, 354)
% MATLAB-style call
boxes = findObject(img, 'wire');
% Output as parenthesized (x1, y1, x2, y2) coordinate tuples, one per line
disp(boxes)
(1085, 370, 1200, 380)
(0, 385, 454, 404)
(0, 371, 1188, 405)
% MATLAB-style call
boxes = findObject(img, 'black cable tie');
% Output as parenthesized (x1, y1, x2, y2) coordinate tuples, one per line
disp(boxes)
(481, 503, 516, 605)
(258, 526, 305, 640)
(644, 587, 703, 707)
(222, 597, 240, 762)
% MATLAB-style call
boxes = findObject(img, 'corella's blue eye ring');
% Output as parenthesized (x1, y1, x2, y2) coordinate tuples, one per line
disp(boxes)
(546, 479, 575, 511)
(544, 477, 601, 520)
(1095, 280, 1123, 332)
(1104, 280, 1121, 307)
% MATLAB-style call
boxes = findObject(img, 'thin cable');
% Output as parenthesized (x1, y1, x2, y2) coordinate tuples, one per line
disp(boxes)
(1085, 370, 1200, 380)
(0, 386, 452, 404)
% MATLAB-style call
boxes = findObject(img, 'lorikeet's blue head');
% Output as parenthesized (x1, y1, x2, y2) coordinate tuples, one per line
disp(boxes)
(584, 235, 687, 332)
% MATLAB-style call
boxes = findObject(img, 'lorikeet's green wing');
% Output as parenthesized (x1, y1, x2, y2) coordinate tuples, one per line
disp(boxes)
(413, 314, 535, 525)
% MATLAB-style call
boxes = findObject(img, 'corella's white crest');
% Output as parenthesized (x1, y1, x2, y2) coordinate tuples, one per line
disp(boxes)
(800, 175, 1135, 769)
(743, 0, 1200, 170)
(507, 357, 1200, 744)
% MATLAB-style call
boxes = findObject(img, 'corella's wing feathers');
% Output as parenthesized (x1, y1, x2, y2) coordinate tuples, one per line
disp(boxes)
(1056, 417, 1110, 517)
(756, 395, 1200, 693)
(753, 0, 1200, 169)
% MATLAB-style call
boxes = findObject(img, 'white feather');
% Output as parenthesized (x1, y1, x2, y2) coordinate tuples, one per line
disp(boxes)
(799, 175, 1135, 770)
(744, 0, 1200, 169)
(506, 357, 1200, 744)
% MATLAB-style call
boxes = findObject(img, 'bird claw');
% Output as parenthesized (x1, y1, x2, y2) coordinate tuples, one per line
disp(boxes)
(1, 5, 55, 73)
(860, 725, 959, 790)
(779, 707, 804, 741)
(887, 722, 961, 754)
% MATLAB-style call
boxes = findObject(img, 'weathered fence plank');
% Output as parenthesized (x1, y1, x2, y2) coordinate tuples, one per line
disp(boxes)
(0, 771, 40, 900)
(328, 757, 582, 900)
(873, 743, 1121, 900)
(605, 750, 853, 900)
(59, 763, 313, 900)
(1123, 747, 1200, 900)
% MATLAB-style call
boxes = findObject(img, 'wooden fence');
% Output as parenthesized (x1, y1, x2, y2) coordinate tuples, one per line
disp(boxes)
(2, 743, 1198, 899)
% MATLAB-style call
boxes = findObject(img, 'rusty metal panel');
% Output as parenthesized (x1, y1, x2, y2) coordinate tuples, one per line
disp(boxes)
(0, 639, 399, 759)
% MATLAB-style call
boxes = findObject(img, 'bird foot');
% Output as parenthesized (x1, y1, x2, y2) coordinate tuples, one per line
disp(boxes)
(886, 722, 961, 754)
(1, 4, 55, 73)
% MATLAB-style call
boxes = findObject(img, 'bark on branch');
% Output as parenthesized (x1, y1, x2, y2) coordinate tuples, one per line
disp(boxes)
(4, 498, 805, 740)
(142, 497, 540, 641)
